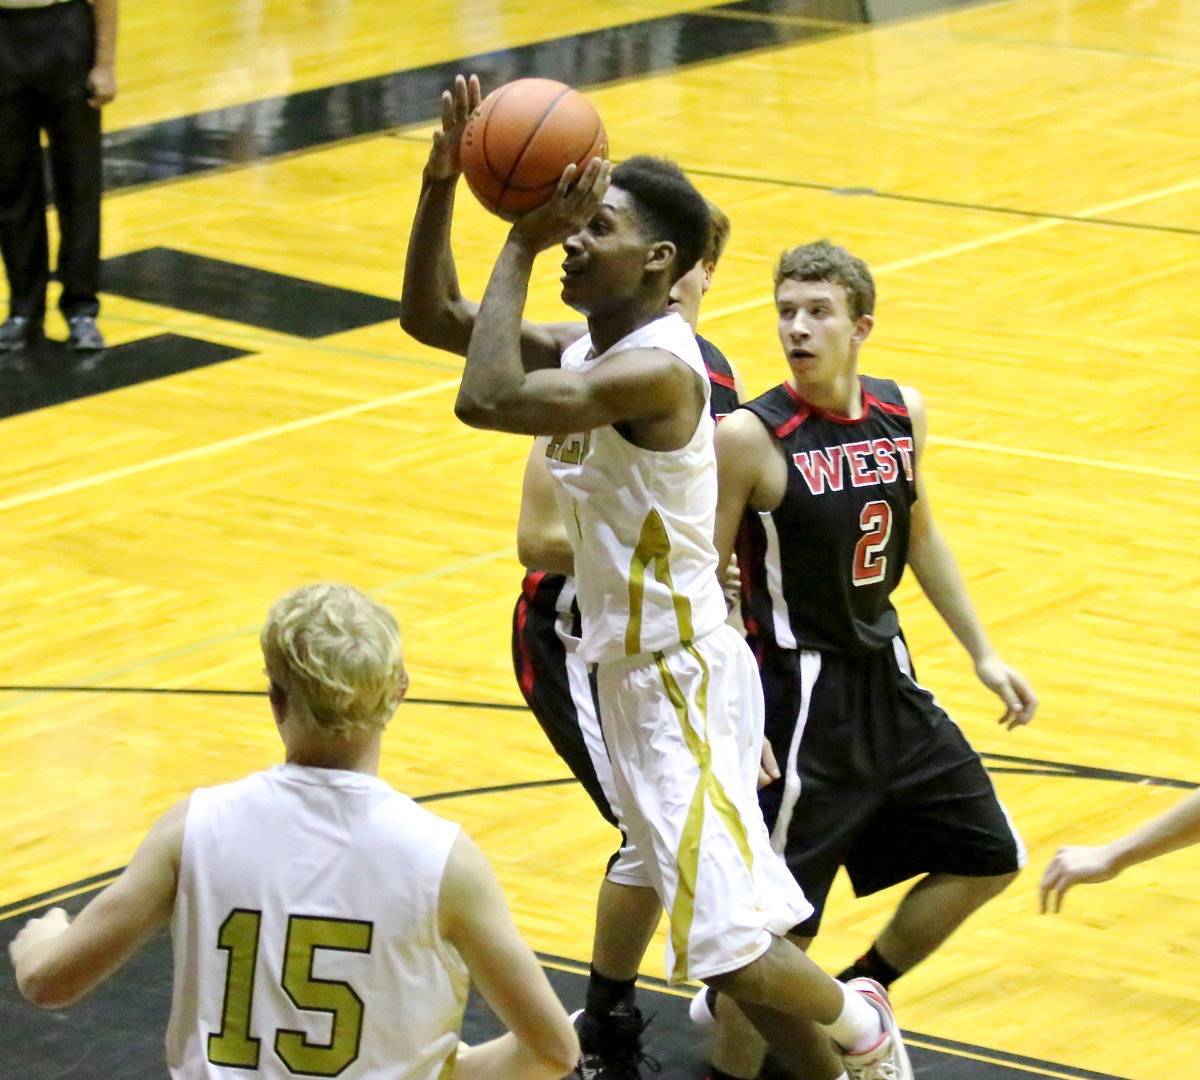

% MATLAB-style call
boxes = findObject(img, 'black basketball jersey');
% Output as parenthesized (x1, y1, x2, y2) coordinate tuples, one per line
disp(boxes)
(698, 335, 740, 419)
(738, 375, 917, 656)
(523, 337, 741, 632)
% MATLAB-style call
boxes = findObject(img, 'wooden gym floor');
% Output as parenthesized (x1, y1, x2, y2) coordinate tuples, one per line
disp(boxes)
(1, 0, 1198, 1077)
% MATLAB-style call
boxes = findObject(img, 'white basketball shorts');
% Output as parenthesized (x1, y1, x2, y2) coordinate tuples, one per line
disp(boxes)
(594, 623, 812, 983)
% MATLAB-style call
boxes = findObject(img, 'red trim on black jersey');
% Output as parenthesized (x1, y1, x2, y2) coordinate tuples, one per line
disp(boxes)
(514, 596, 535, 696)
(775, 403, 810, 438)
(522, 569, 547, 599)
(865, 391, 909, 417)
(781, 380, 909, 426)
(705, 364, 737, 390)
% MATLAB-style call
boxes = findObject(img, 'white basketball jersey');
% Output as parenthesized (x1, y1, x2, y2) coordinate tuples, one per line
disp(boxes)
(547, 312, 728, 664)
(166, 765, 468, 1080)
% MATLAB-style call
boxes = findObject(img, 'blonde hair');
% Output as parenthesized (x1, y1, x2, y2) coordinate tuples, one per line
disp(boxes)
(261, 584, 406, 737)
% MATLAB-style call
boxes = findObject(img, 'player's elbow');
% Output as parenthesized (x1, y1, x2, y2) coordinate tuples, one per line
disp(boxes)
(398, 303, 441, 346)
(453, 393, 504, 431)
(398, 300, 470, 355)
(517, 529, 572, 574)
(16, 966, 83, 1009)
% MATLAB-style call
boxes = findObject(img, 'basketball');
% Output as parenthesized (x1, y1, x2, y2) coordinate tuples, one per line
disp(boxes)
(460, 78, 608, 222)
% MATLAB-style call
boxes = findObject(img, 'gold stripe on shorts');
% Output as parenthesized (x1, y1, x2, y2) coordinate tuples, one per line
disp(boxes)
(657, 642, 755, 981)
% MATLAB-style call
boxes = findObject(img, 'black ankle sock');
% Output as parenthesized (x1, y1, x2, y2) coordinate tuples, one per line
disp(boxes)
(585, 967, 638, 1019)
(836, 943, 903, 988)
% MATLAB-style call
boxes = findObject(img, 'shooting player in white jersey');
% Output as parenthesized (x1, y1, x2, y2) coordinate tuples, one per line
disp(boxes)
(512, 212, 746, 1080)
(400, 75, 751, 1079)
(402, 74, 915, 1080)
(9, 583, 578, 1080)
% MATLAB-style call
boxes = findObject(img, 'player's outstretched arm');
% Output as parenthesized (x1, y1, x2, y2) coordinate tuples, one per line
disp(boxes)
(900, 386, 1037, 730)
(517, 437, 574, 575)
(439, 832, 578, 1080)
(1041, 787, 1200, 913)
(399, 74, 580, 367)
(9, 798, 187, 1007)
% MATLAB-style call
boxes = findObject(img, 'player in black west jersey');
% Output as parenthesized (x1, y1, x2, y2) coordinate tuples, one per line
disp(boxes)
(700, 240, 1037, 1079)
(512, 204, 747, 1080)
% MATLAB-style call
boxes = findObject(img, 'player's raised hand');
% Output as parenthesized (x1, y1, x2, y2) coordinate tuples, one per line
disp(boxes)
(510, 157, 611, 252)
(975, 655, 1037, 730)
(1040, 844, 1119, 913)
(427, 73, 482, 181)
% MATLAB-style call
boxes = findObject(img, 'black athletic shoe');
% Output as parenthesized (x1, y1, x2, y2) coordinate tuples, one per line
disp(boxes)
(572, 1007, 658, 1080)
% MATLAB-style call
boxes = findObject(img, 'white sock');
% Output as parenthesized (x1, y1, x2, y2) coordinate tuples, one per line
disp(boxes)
(820, 981, 883, 1054)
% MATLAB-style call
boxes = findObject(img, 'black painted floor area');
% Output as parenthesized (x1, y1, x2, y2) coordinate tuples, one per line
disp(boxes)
(0, 889, 1124, 1079)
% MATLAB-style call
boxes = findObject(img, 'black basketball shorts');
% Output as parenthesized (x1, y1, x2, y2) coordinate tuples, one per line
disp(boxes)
(757, 635, 1025, 937)
(512, 572, 615, 824)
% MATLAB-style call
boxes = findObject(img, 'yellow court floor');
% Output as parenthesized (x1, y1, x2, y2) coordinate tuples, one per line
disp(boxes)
(2, 0, 1199, 1077)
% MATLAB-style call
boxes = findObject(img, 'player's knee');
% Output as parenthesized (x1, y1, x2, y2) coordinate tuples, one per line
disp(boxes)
(987, 869, 1021, 896)
(702, 947, 774, 1004)
(963, 869, 1019, 904)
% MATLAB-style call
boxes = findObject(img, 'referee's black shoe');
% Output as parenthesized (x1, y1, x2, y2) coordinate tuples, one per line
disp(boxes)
(66, 315, 106, 351)
(572, 1006, 658, 1080)
(0, 316, 38, 351)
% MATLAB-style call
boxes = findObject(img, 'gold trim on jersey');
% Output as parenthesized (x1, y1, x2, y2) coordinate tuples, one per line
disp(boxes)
(626, 509, 694, 655)
(656, 644, 755, 982)
(435, 1044, 458, 1080)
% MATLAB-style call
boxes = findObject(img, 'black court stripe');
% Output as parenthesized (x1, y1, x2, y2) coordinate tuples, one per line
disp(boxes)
(900, 1031, 1129, 1080)
(0, 684, 531, 711)
(0, 334, 251, 420)
(0, 780, 579, 920)
(0, 870, 121, 921)
(90, 0, 1198, 244)
(99, 248, 398, 339)
(99, 2, 846, 193)
(1, 682, 1194, 790)
(97, 0, 1002, 195)
(685, 166, 1200, 240)
(529, 953, 1128, 1079)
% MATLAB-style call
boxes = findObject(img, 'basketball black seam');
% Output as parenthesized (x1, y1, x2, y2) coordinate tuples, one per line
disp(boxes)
(476, 81, 523, 212)
(491, 84, 575, 206)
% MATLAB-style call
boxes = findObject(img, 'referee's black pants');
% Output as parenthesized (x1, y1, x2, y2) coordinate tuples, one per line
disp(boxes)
(0, 0, 101, 323)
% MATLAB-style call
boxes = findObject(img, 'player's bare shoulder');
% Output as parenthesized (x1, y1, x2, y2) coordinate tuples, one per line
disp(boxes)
(715, 406, 786, 514)
(715, 405, 778, 469)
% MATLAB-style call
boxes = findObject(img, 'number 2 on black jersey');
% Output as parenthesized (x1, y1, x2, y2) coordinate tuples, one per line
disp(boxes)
(208, 909, 373, 1076)
(852, 500, 893, 586)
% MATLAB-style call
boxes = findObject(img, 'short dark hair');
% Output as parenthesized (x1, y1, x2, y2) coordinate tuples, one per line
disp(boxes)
(774, 239, 875, 319)
(610, 156, 710, 283)
(704, 200, 730, 267)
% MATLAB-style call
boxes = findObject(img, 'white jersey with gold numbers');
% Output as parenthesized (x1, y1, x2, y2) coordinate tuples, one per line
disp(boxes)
(547, 313, 729, 665)
(166, 764, 468, 1080)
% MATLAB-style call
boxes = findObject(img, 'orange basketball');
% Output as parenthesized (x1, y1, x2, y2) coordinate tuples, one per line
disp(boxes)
(460, 78, 608, 222)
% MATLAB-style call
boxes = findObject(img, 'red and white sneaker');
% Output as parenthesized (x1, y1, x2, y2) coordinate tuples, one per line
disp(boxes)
(839, 978, 914, 1080)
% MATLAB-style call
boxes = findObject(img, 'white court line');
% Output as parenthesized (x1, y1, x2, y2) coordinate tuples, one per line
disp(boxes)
(928, 436, 1200, 485)
(0, 376, 463, 514)
(7, 172, 1200, 514)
